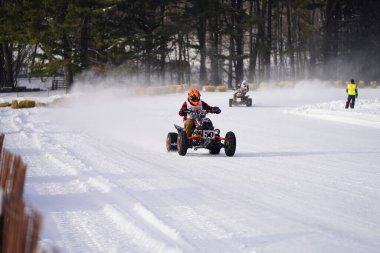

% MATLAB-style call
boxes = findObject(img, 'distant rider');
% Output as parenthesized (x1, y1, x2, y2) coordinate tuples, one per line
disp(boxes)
(233, 80, 249, 102)
(345, 79, 358, 109)
(179, 88, 221, 137)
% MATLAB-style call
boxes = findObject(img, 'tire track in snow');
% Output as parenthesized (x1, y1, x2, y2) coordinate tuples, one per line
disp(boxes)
(14, 113, 195, 252)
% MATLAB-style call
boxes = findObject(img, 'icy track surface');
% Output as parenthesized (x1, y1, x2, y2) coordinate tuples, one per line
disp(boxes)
(1, 84, 380, 253)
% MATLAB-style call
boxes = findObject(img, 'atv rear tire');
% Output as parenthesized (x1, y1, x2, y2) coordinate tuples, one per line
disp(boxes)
(247, 98, 252, 107)
(224, 132, 236, 157)
(177, 131, 188, 156)
(229, 99, 233, 107)
(166, 132, 178, 151)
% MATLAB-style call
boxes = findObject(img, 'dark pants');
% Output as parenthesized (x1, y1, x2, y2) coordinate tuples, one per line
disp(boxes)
(345, 95, 356, 109)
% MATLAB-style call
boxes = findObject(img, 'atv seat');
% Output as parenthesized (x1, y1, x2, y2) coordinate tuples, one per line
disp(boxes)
(236, 92, 248, 98)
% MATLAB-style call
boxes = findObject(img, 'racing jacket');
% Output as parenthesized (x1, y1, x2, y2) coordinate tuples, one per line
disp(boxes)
(179, 100, 213, 121)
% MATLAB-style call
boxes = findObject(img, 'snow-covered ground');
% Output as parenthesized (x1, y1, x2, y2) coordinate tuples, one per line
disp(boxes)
(1, 81, 380, 253)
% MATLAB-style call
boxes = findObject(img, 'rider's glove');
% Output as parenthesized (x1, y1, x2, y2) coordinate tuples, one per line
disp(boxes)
(211, 107, 221, 114)
(179, 109, 189, 115)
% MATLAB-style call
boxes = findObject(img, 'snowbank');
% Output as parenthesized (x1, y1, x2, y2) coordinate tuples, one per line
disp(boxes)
(285, 98, 380, 128)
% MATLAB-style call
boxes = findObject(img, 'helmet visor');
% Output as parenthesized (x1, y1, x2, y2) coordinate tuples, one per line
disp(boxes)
(190, 95, 200, 102)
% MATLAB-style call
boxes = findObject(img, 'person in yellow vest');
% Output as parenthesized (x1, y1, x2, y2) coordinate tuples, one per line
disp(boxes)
(345, 79, 358, 109)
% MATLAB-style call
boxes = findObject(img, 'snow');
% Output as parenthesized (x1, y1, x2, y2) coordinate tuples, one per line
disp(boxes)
(1, 80, 380, 253)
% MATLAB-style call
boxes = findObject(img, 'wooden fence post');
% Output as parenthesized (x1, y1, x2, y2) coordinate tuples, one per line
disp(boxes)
(0, 133, 46, 253)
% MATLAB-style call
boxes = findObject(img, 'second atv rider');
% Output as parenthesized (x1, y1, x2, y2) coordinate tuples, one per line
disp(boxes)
(179, 88, 221, 137)
(233, 80, 249, 102)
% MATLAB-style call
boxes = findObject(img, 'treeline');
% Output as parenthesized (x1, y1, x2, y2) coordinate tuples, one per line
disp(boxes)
(1, 0, 379, 90)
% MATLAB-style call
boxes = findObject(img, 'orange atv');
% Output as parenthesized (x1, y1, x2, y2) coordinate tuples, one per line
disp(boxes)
(166, 109, 236, 156)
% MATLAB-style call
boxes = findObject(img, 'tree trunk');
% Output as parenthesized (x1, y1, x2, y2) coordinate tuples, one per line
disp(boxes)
(322, 0, 339, 79)
(308, 0, 317, 78)
(28, 44, 38, 82)
(209, 9, 220, 85)
(160, 3, 166, 85)
(57, 0, 74, 90)
(79, 16, 89, 70)
(279, 1, 285, 80)
(234, 0, 244, 86)
(177, 33, 185, 84)
(256, 0, 266, 82)
(264, 0, 273, 81)
(198, 16, 207, 84)
(0, 45, 4, 88)
(248, 0, 257, 83)
(63, 34, 74, 89)
(2, 43, 15, 88)
(286, 0, 295, 80)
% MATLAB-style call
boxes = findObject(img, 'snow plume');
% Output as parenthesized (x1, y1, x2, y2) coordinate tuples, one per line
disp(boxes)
(43, 77, 182, 151)
(73, 68, 168, 90)
(257, 79, 345, 107)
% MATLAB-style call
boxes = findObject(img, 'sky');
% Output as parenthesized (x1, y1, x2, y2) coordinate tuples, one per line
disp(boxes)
(1, 79, 380, 253)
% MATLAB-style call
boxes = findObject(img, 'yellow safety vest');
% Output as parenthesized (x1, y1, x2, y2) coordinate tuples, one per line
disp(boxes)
(347, 83, 357, 95)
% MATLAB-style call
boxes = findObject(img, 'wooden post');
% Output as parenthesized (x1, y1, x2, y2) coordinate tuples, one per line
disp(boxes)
(0, 133, 45, 253)
(0, 133, 4, 158)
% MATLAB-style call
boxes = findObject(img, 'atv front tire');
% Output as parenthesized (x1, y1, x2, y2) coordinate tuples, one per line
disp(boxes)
(177, 131, 188, 156)
(166, 132, 178, 151)
(224, 132, 236, 157)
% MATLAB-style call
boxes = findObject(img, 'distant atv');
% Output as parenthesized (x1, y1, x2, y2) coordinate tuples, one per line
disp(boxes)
(229, 94, 252, 107)
(166, 109, 236, 156)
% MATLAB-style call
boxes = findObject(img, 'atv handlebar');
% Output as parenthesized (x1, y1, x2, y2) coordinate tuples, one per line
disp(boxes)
(183, 109, 208, 114)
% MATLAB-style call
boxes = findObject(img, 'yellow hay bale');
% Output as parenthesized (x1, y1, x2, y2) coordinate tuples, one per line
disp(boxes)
(134, 88, 147, 95)
(278, 81, 295, 88)
(148, 86, 170, 95)
(159, 86, 170, 94)
(11, 100, 19, 109)
(277, 81, 285, 87)
(216, 85, 227, 92)
(145, 87, 155, 95)
(335, 80, 343, 88)
(259, 82, 275, 89)
(202, 85, 216, 92)
(370, 81, 377, 88)
(36, 102, 48, 107)
(248, 83, 259, 90)
(176, 85, 185, 93)
(165, 84, 185, 93)
(168, 85, 178, 93)
(180, 83, 189, 90)
(51, 97, 66, 105)
(0, 102, 10, 107)
(358, 80, 365, 88)
(18, 100, 36, 108)
(190, 84, 201, 90)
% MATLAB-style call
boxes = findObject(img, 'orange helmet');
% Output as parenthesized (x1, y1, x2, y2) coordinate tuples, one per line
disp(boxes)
(188, 88, 201, 105)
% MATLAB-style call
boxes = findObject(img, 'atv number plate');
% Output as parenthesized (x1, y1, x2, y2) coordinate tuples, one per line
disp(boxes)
(203, 130, 215, 139)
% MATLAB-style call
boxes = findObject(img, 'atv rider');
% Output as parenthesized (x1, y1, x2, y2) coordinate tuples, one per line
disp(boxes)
(233, 80, 249, 102)
(345, 79, 358, 109)
(179, 88, 221, 137)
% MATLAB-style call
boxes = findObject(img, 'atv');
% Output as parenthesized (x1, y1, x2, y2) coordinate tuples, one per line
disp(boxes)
(166, 109, 236, 156)
(229, 93, 252, 107)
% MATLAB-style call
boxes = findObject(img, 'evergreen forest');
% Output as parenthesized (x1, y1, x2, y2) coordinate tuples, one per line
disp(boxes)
(1, 0, 379, 90)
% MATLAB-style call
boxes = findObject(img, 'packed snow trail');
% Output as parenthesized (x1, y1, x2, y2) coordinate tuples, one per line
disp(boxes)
(1, 84, 380, 253)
